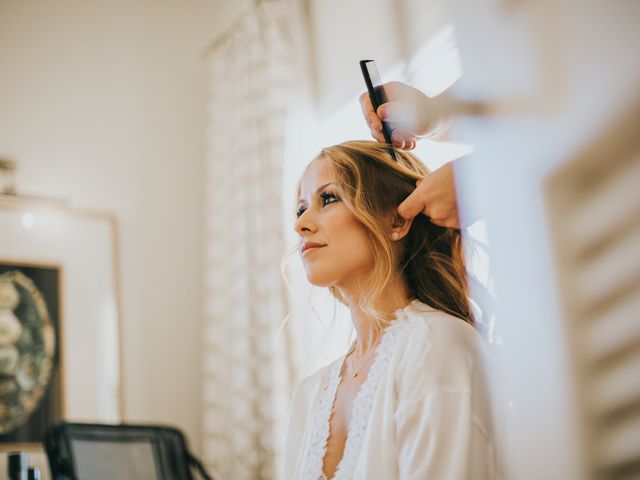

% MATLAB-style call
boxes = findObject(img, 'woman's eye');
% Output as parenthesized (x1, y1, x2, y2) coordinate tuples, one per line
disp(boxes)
(296, 207, 307, 218)
(320, 192, 339, 207)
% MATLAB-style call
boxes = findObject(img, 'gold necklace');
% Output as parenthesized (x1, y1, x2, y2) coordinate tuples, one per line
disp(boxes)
(347, 342, 377, 378)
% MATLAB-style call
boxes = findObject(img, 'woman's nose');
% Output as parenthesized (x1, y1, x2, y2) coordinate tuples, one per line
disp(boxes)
(294, 210, 317, 236)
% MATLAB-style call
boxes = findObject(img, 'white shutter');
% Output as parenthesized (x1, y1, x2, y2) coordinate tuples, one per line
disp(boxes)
(546, 104, 640, 479)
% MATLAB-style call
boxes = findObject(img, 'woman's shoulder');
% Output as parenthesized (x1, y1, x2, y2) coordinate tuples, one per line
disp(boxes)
(398, 300, 479, 345)
(391, 300, 486, 387)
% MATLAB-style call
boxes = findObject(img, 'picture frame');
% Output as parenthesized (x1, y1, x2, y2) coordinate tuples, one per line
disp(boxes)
(0, 196, 123, 474)
(0, 261, 63, 444)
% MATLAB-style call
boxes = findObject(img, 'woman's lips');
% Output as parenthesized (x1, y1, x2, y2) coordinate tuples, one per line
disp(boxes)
(301, 243, 326, 256)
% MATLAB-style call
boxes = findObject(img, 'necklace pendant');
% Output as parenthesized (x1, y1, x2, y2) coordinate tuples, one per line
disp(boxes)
(353, 372, 358, 378)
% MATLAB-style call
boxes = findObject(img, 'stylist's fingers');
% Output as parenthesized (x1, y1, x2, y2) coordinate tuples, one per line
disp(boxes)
(360, 92, 385, 142)
(391, 128, 419, 150)
(399, 162, 460, 227)
(391, 132, 405, 149)
(397, 184, 428, 220)
(370, 129, 387, 143)
(366, 112, 383, 133)
(377, 101, 409, 123)
(360, 92, 382, 130)
(359, 91, 373, 114)
(438, 216, 461, 229)
(399, 189, 458, 227)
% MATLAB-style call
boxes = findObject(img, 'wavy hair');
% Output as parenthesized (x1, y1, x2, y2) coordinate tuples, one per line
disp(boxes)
(304, 140, 472, 329)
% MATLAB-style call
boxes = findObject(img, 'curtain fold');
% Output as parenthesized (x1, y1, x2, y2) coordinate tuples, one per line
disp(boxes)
(202, 2, 294, 478)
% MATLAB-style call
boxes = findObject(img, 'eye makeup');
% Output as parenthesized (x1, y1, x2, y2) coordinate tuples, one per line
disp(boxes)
(296, 188, 341, 218)
(320, 191, 339, 207)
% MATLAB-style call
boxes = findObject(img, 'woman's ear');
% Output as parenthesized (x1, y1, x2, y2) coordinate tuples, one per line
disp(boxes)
(390, 212, 413, 241)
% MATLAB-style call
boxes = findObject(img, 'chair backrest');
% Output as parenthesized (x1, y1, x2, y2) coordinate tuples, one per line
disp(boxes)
(44, 422, 212, 480)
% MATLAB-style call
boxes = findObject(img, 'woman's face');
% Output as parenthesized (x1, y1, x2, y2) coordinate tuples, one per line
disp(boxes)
(295, 157, 375, 289)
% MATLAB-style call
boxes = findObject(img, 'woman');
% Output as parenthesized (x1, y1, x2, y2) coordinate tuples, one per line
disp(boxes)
(284, 141, 498, 479)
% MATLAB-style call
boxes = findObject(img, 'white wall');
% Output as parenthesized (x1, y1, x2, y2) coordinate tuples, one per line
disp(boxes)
(0, 0, 238, 457)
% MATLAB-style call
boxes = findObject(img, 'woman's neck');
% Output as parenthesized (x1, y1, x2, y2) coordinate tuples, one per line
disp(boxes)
(339, 273, 411, 356)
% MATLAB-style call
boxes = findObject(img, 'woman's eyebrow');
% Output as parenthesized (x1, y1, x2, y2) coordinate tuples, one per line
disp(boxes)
(297, 182, 337, 207)
(314, 182, 336, 194)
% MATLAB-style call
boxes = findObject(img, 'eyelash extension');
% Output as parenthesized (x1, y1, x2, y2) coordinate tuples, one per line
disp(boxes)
(320, 191, 339, 206)
(296, 191, 340, 218)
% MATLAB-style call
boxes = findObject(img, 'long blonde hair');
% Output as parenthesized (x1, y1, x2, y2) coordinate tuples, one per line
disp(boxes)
(306, 140, 472, 330)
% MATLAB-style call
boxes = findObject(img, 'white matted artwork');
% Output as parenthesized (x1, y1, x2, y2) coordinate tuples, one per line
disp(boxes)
(0, 197, 122, 433)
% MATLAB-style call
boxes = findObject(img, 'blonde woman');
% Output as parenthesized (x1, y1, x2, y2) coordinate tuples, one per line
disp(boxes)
(284, 141, 498, 479)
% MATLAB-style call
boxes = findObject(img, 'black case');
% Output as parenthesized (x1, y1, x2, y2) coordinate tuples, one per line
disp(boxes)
(44, 422, 212, 480)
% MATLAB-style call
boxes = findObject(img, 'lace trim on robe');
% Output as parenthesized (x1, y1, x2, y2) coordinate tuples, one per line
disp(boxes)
(302, 303, 415, 480)
(301, 354, 344, 480)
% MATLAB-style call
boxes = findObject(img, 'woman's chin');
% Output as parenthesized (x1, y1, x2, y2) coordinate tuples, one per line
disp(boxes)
(306, 277, 332, 288)
(303, 270, 333, 287)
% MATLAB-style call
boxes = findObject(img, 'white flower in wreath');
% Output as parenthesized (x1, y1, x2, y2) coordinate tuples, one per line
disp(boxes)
(16, 353, 40, 392)
(0, 346, 19, 375)
(42, 324, 56, 357)
(0, 309, 22, 347)
(0, 280, 19, 310)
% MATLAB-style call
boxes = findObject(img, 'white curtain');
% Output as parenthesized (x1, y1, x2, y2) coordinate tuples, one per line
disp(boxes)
(202, 2, 295, 479)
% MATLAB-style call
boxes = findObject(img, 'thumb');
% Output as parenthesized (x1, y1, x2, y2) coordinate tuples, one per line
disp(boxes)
(398, 188, 426, 220)
(377, 101, 410, 123)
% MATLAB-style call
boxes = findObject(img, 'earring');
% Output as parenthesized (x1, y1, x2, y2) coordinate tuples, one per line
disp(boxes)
(391, 232, 400, 241)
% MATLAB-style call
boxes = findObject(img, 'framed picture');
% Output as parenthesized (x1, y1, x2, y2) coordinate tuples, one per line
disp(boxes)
(0, 261, 62, 445)
(0, 196, 122, 471)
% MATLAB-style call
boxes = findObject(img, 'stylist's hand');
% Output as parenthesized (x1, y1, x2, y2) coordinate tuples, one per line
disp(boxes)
(398, 162, 460, 229)
(359, 81, 440, 150)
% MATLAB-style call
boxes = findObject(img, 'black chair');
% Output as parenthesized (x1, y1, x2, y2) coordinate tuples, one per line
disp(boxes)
(44, 422, 213, 480)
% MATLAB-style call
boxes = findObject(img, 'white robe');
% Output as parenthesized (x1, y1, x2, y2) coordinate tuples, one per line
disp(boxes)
(284, 300, 501, 480)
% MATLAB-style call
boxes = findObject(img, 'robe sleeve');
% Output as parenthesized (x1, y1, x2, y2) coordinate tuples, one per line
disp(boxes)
(393, 317, 495, 479)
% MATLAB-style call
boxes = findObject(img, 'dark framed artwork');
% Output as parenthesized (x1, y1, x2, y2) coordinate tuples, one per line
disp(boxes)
(0, 261, 63, 446)
(0, 198, 122, 476)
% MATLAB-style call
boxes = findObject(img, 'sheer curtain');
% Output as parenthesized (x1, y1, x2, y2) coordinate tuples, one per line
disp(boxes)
(202, 2, 294, 479)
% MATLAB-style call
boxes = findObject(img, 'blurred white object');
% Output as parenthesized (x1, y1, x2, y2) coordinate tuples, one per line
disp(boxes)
(448, 0, 640, 479)
(546, 104, 640, 479)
